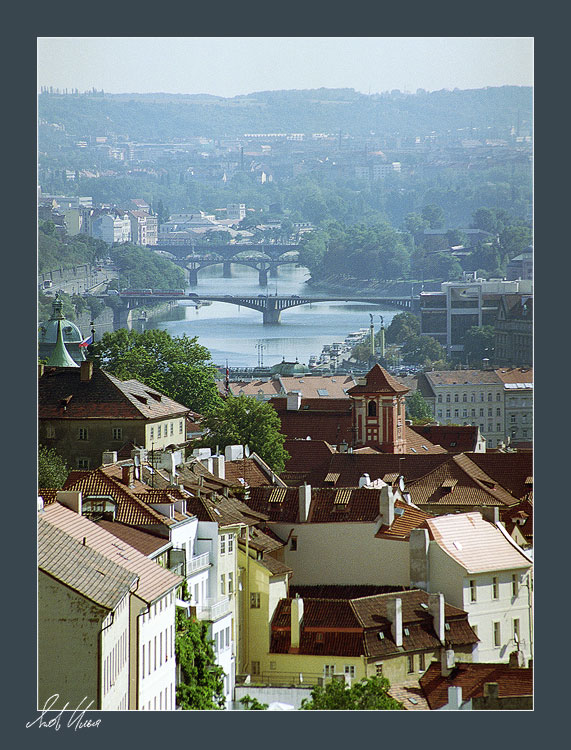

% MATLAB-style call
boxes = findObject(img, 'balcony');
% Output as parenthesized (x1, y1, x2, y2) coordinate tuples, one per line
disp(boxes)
(188, 551, 210, 574)
(196, 596, 230, 622)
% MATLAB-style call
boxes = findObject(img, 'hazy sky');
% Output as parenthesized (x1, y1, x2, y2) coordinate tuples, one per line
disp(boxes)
(38, 37, 533, 97)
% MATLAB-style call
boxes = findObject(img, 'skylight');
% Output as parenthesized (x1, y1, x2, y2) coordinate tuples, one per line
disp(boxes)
(317, 389, 329, 396)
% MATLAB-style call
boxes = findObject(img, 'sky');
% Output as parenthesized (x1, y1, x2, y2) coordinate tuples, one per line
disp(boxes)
(37, 37, 533, 97)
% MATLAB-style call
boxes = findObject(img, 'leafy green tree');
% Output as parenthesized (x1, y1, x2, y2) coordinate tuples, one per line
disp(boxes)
(421, 204, 445, 229)
(175, 608, 225, 710)
(200, 395, 290, 473)
(300, 676, 403, 711)
(111, 244, 185, 290)
(405, 390, 433, 423)
(38, 445, 69, 489)
(401, 334, 445, 366)
(386, 312, 420, 344)
(463, 325, 496, 365)
(239, 695, 269, 710)
(91, 329, 222, 414)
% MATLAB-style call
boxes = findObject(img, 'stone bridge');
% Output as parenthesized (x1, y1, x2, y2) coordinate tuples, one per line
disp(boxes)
(115, 292, 419, 324)
(154, 243, 300, 285)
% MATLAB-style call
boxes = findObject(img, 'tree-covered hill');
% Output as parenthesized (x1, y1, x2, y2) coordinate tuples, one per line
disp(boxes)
(39, 86, 532, 140)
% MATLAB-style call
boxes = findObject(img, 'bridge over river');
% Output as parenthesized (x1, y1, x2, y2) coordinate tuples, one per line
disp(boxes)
(114, 291, 419, 324)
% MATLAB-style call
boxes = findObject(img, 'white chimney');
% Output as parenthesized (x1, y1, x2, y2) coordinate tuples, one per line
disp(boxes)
(287, 391, 302, 411)
(37, 496, 44, 513)
(428, 592, 445, 644)
(56, 490, 82, 515)
(102, 451, 118, 465)
(299, 483, 311, 522)
(447, 685, 463, 710)
(225, 445, 244, 461)
(290, 596, 304, 650)
(379, 485, 395, 527)
(441, 648, 455, 677)
(409, 528, 430, 591)
(358, 473, 371, 488)
(481, 506, 500, 524)
(212, 455, 225, 480)
(387, 597, 402, 647)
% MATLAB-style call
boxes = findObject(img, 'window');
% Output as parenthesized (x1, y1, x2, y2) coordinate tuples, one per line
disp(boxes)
(77, 457, 90, 469)
(46, 425, 55, 438)
(368, 400, 377, 416)
(251, 661, 260, 676)
(228, 534, 234, 553)
(437, 410, 442, 418)
(250, 592, 260, 609)
(479, 409, 484, 417)
(493, 622, 501, 647)
(407, 655, 414, 674)
(157, 425, 162, 438)
(270, 661, 276, 671)
(446, 394, 451, 403)
(488, 393, 492, 401)
(446, 409, 450, 418)
(488, 408, 492, 417)
(470, 580, 477, 602)
(462, 409, 467, 417)
(510, 414, 516, 423)
(290, 536, 298, 551)
(214, 633, 218, 653)
(316, 632, 324, 643)
(225, 626, 230, 649)
(471, 409, 475, 417)
(150, 427, 154, 440)
(496, 393, 501, 401)
(492, 577, 499, 599)
(375, 663, 383, 677)
(112, 427, 122, 440)
(463, 393, 467, 402)
(488, 423, 493, 433)
(470, 394, 475, 402)
(344, 665, 356, 678)
(220, 574, 225, 595)
(78, 427, 88, 441)
(220, 535, 226, 555)
(454, 409, 459, 417)
(496, 408, 501, 417)
(179, 420, 183, 434)
(497, 423, 501, 432)
(513, 619, 520, 643)
(454, 394, 459, 402)
(511, 574, 519, 597)
(419, 653, 425, 671)
(228, 572, 234, 594)
(170, 422, 174, 436)
(324, 665, 335, 677)
(438, 395, 443, 403)
(194, 583, 199, 604)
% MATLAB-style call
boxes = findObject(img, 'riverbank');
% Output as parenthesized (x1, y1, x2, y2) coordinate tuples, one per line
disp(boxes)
(305, 275, 442, 296)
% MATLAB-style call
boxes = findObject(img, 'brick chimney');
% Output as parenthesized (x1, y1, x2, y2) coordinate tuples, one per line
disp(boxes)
(299, 483, 311, 522)
(56, 490, 82, 515)
(428, 592, 445, 644)
(80, 360, 93, 382)
(121, 465, 135, 487)
(387, 597, 402, 647)
(290, 596, 304, 653)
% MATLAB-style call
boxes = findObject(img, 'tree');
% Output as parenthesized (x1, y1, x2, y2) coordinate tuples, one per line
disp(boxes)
(401, 335, 445, 367)
(175, 608, 225, 710)
(38, 445, 69, 489)
(91, 329, 222, 415)
(300, 676, 403, 711)
(421, 204, 445, 229)
(386, 312, 420, 344)
(239, 695, 268, 710)
(200, 395, 290, 473)
(463, 325, 496, 365)
(406, 390, 433, 423)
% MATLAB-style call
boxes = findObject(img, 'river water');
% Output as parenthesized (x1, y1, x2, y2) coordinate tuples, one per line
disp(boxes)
(152, 265, 398, 369)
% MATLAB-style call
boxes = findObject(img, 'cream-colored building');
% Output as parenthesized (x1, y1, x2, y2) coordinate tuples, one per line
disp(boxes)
(410, 512, 533, 664)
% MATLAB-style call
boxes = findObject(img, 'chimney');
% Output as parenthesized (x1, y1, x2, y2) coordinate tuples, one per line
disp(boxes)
(299, 483, 311, 522)
(481, 506, 499, 524)
(80, 360, 93, 382)
(225, 444, 244, 461)
(447, 685, 463, 710)
(483, 682, 499, 699)
(287, 391, 302, 411)
(102, 451, 118, 465)
(211, 454, 225, 480)
(441, 648, 455, 677)
(409, 528, 430, 591)
(37, 496, 44, 513)
(358, 473, 371, 488)
(121, 465, 135, 487)
(56, 490, 82, 515)
(508, 650, 525, 668)
(339, 440, 348, 453)
(379, 485, 395, 527)
(290, 596, 304, 651)
(428, 592, 445, 644)
(387, 597, 402, 647)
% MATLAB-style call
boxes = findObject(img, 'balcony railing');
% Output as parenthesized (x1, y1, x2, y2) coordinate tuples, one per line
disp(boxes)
(196, 596, 230, 622)
(188, 551, 210, 574)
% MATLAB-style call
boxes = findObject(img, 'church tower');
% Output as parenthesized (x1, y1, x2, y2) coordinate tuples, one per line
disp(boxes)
(347, 364, 409, 453)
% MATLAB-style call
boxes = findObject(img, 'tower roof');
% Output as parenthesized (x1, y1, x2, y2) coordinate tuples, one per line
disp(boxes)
(45, 319, 79, 368)
(346, 364, 409, 396)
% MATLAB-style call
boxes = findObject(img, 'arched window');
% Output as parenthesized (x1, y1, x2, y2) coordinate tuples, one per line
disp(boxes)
(368, 400, 377, 417)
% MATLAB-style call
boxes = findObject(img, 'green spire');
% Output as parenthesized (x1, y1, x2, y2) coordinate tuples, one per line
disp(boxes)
(45, 319, 79, 368)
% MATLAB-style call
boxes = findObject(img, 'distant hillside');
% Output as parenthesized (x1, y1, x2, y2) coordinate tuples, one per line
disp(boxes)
(38, 86, 532, 139)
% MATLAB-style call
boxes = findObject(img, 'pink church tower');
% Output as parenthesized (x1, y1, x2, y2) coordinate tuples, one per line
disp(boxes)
(347, 364, 410, 453)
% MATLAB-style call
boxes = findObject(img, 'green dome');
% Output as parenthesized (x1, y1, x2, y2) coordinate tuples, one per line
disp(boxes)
(39, 295, 86, 363)
(270, 358, 310, 375)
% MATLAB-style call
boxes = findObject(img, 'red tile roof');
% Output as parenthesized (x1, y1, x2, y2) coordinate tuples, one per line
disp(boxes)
(96, 520, 170, 557)
(409, 425, 482, 453)
(467, 452, 532, 500)
(347, 365, 410, 395)
(500, 496, 533, 545)
(419, 661, 533, 709)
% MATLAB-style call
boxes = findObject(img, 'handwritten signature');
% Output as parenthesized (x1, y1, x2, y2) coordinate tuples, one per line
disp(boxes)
(26, 694, 102, 731)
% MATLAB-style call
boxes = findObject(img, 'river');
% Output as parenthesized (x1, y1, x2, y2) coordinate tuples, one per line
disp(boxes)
(151, 264, 399, 369)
